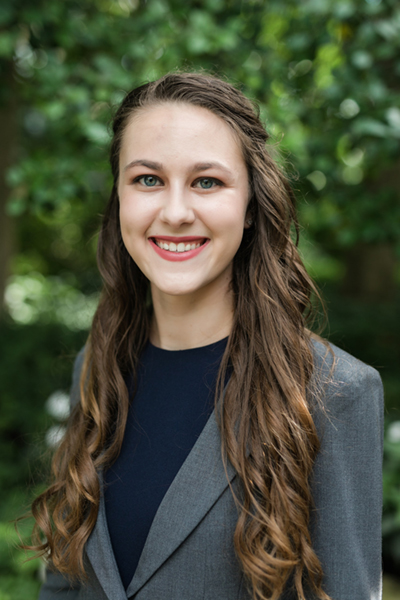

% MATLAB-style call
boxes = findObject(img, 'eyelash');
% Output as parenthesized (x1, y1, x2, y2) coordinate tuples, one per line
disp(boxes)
(193, 177, 224, 189)
(132, 175, 224, 189)
(132, 175, 161, 186)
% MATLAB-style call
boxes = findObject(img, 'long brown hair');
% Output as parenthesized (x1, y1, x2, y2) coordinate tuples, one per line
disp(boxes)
(29, 72, 330, 600)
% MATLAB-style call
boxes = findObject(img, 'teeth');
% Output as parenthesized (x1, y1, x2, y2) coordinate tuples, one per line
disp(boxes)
(155, 239, 203, 252)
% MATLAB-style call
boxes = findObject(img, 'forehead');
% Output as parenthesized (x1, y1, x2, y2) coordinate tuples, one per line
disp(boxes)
(119, 102, 245, 167)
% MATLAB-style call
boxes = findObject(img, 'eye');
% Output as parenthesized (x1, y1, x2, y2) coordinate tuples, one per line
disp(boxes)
(134, 175, 161, 187)
(193, 177, 223, 190)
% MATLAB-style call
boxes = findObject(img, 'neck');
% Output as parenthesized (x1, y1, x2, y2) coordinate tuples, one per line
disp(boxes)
(149, 279, 234, 350)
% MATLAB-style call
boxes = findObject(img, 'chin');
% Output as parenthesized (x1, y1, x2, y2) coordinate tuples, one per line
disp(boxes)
(159, 286, 200, 297)
(151, 276, 207, 297)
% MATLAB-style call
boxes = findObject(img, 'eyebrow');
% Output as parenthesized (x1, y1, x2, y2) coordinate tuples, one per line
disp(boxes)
(192, 162, 233, 175)
(124, 160, 162, 172)
(123, 159, 233, 175)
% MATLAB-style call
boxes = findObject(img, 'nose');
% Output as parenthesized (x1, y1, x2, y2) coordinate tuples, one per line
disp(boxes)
(159, 185, 195, 228)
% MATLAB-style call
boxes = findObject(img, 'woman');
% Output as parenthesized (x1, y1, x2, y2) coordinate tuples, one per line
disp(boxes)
(31, 72, 383, 600)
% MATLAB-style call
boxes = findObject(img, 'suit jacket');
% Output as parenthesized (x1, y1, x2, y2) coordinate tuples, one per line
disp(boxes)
(38, 340, 384, 600)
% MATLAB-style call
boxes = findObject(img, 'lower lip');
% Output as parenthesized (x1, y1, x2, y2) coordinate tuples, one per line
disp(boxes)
(149, 239, 209, 262)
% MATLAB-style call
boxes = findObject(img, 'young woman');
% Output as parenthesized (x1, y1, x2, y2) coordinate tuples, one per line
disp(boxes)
(32, 73, 383, 600)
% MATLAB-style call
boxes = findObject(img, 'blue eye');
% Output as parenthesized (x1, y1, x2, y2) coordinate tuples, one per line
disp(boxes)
(194, 178, 221, 189)
(200, 179, 213, 189)
(140, 175, 158, 187)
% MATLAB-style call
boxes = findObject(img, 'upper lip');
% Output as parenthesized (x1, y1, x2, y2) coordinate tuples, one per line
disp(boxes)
(150, 236, 208, 243)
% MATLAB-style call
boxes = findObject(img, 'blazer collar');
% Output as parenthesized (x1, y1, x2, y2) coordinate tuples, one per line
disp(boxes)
(85, 409, 237, 599)
(86, 487, 127, 600)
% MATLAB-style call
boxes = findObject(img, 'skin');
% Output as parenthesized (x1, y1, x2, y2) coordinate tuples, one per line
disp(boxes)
(118, 102, 250, 350)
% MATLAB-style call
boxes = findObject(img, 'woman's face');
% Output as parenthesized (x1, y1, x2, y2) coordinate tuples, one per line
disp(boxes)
(118, 103, 250, 301)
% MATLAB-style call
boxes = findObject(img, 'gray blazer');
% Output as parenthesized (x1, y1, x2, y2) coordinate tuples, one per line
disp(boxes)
(38, 340, 384, 600)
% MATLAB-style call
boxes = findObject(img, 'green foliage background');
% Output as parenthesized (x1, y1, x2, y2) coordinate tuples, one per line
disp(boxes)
(0, 0, 399, 596)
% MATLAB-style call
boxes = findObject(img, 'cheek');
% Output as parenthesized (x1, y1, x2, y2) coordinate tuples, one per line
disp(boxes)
(119, 196, 152, 235)
(119, 207, 135, 236)
(209, 203, 247, 237)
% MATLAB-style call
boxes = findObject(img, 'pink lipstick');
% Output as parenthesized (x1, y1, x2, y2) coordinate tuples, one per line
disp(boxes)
(149, 236, 209, 262)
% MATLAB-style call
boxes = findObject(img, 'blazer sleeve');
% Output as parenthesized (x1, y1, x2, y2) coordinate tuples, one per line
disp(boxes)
(310, 342, 384, 600)
(38, 570, 81, 600)
(37, 349, 85, 599)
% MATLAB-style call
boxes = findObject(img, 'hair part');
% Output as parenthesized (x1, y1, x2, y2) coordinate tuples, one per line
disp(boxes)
(27, 72, 330, 600)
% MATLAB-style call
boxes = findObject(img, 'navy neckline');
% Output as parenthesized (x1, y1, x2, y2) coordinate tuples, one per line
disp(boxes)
(147, 336, 229, 354)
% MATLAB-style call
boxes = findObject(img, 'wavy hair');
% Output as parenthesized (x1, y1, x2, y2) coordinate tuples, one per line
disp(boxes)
(28, 72, 330, 600)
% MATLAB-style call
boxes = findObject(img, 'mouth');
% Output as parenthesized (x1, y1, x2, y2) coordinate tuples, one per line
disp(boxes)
(150, 237, 208, 254)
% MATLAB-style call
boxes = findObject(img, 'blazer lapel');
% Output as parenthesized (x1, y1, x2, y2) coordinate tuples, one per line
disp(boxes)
(86, 475, 128, 600)
(126, 409, 237, 598)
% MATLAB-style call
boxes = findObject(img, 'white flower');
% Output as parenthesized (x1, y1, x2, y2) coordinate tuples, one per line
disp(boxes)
(45, 391, 70, 420)
(387, 421, 400, 444)
(45, 425, 66, 448)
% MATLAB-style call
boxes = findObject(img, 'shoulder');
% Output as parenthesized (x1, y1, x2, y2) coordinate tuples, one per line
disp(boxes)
(311, 335, 383, 401)
(309, 336, 384, 440)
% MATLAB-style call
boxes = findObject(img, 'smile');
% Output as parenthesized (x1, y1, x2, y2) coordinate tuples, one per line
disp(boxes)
(149, 237, 209, 262)
(155, 239, 204, 252)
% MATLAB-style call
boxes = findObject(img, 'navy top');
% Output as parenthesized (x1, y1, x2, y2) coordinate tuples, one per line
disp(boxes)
(104, 337, 228, 590)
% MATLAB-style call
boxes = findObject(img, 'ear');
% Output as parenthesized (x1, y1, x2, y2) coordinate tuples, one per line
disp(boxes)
(244, 210, 253, 229)
(244, 189, 254, 229)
